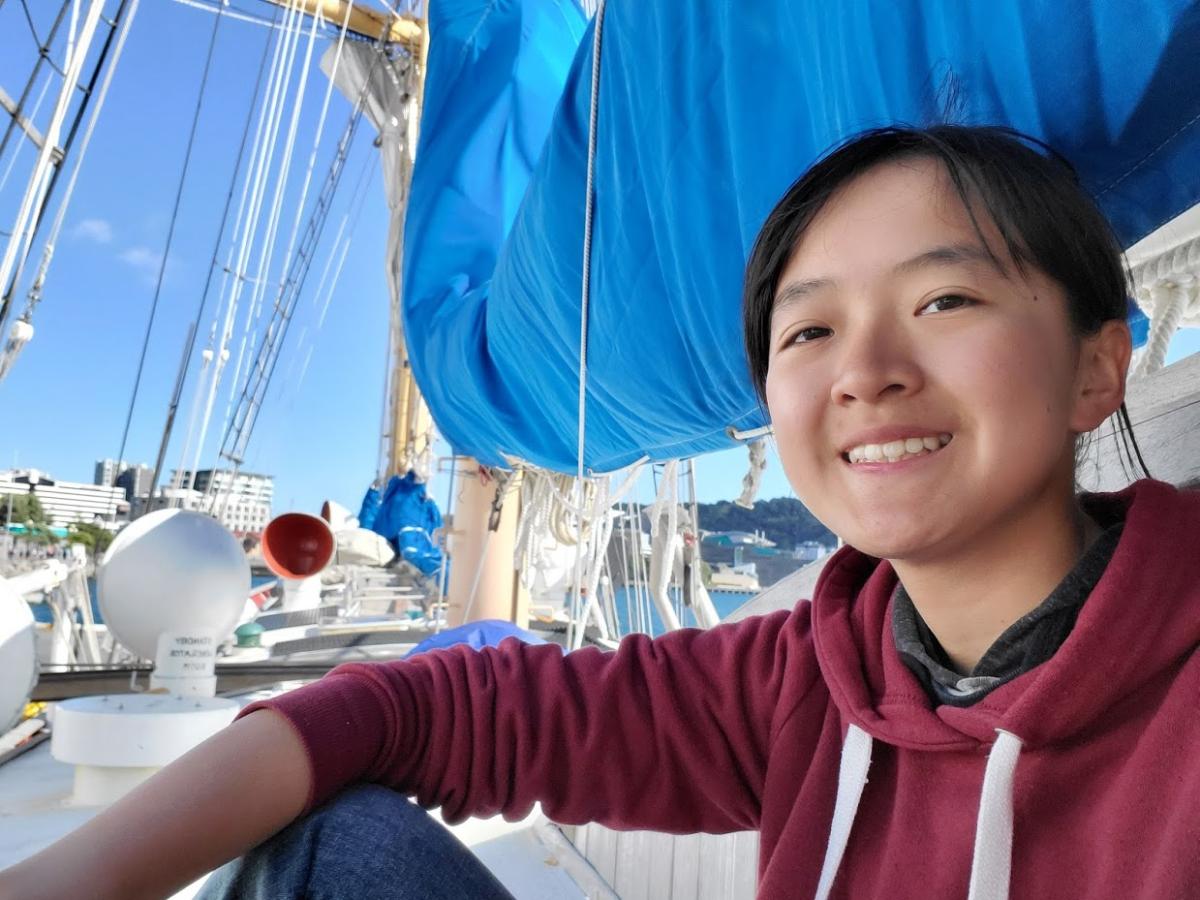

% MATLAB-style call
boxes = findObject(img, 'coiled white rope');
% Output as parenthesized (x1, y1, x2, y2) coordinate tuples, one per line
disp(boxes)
(1128, 232, 1200, 378)
(734, 438, 768, 509)
(1133, 281, 1193, 377)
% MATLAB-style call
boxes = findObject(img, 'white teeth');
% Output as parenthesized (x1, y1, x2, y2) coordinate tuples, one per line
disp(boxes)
(845, 433, 952, 465)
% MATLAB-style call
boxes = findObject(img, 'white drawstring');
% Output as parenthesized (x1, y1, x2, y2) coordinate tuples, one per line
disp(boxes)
(967, 729, 1024, 900)
(815, 724, 874, 900)
(814, 725, 1024, 900)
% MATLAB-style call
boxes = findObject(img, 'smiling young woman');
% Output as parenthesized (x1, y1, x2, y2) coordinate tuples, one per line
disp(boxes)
(756, 145, 1132, 671)
(4, 127, 1197, 900)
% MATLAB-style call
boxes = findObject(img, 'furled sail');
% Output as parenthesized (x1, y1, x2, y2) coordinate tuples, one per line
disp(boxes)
(403, 0, 1200, 473)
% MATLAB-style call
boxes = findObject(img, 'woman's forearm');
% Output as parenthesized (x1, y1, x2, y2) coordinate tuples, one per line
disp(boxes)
(0, 709, 313, 900)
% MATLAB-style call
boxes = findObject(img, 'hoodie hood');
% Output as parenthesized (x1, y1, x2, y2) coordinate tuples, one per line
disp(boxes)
(810, 479, 1200, 752)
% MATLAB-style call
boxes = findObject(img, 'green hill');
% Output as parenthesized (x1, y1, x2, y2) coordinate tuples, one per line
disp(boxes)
(696, 497, 836, 550)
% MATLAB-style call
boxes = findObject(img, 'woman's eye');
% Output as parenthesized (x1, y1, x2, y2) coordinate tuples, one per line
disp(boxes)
(919, 294, 975, 315)
(789, 325, 832, 344)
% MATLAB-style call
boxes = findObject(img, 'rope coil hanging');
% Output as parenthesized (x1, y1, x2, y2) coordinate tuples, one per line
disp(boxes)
(1128, 232, 1200, 378)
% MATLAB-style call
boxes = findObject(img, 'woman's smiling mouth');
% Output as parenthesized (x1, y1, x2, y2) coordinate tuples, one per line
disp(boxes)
(842, 433, 953, 465)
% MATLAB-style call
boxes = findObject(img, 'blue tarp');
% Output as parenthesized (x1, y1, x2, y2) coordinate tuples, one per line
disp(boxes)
(358, 472, 444, 575)
(404, 0, 1200, 473)
(405, 618, 552, 656)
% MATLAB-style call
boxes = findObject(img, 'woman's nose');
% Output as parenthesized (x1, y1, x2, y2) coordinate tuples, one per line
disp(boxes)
(828, 324, 924, 406)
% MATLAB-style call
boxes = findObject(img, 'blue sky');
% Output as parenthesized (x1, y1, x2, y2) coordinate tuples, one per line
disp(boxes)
(1, 1, 1197, 520)
(0, 1, 402, 513)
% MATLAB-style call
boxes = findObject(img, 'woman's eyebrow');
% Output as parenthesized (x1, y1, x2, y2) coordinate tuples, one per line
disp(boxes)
(773, 278, 832, 314)
(772, 242, 1004, 316)
(891, 242, 1002, 277)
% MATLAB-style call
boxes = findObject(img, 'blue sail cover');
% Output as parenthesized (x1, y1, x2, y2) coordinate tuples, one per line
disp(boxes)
(404, 0, 1200, 473)
(405, 619, 552, 657)
(358, 472, 444, 575)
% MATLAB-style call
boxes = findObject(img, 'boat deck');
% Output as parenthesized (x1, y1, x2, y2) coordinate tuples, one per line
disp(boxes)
(0, 685, 594, 899)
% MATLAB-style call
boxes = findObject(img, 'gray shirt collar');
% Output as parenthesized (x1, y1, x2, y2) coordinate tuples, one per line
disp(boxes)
(892, 521, 1124, 707)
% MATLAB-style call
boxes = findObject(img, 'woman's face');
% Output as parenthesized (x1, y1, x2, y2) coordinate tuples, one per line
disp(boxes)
(765, 158, 1106, 562)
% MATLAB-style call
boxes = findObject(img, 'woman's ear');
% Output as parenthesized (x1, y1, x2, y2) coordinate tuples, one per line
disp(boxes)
(1071, 319, 1132, 432)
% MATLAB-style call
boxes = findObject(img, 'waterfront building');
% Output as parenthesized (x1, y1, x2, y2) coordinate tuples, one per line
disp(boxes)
(701, 530, 777, 549)
(165, 468, 274, 537)
(1, 469, 126, 528)
(793, 540, 830, 563)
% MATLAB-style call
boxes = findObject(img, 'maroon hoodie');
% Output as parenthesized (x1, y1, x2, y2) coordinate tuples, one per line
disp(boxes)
(245, 479, 1200, 899)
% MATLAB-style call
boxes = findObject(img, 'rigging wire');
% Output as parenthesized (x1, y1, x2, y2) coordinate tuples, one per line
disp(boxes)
(272, 0, 357, 334)
(567, 0, 608, 650)
(254, 0, 358, 405)
(0, 0, 140, 385)
(0, 73, 53, 196)
(275, 144, 371, 403)
(220, 97, 369, 471)
(6, 0, 136, 307)
(17, 0, 45, 55)
(210, 0, 308, 478)
(0, 0, 105, 348)
(192, 0, 304, 505)
(113, 1, 225, 477)
(273, 215, 345, 404)
(213, 105, 376, 518)
(0, 0, 69, 164)
(4, 0, 132, 307)
(151, 0, 279, 506)
(215, 43, 385, 489)
(19, 0, 68, 79)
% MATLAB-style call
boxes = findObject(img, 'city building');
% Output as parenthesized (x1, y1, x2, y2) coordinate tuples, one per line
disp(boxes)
(793, 540, 830, 563)
(1, 469, 126, 528)
(94, 458, 128, 488)
(114, 464, 154, 503)
(167, 468, 274, 536)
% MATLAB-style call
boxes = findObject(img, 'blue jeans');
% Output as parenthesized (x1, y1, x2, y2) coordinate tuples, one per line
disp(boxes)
(198, 784, 517, 899)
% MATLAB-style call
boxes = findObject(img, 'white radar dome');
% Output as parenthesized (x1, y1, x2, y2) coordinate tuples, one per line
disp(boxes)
(0, 578, 38, 733)
(98, 510, 249, 659)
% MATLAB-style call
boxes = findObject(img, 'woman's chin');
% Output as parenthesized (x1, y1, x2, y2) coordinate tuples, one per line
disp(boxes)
(838, 525, 950, 563)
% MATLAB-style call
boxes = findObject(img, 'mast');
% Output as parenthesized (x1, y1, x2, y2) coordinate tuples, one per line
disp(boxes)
(383, 13, 433, 481)
(259, 0, 421, 47)
(363, 10, 523, 629)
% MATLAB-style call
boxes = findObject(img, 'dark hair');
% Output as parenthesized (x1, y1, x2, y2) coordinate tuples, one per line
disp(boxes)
(742, 124, 1148, 477)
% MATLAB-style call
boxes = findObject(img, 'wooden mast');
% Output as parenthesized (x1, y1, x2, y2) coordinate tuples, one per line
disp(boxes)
(260, 0, 421, 47)
(269, 1, 523, 629)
